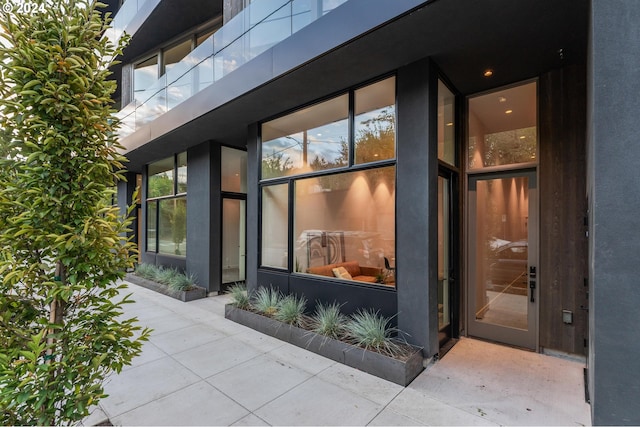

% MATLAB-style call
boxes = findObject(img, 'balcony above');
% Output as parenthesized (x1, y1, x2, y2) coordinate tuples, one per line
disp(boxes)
(115, 0, 348, 141)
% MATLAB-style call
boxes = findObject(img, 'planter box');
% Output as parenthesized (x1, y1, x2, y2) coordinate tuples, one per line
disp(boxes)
(224, 304, 424, 386)
(125, 274, 207, 302)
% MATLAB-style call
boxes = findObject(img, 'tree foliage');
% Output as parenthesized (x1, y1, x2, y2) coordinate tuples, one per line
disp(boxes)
(0, 1, 150, 424)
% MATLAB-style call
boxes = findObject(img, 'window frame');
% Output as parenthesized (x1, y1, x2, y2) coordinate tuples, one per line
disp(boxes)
(258, 74, 398, 288)
(146, 152, 188, 256)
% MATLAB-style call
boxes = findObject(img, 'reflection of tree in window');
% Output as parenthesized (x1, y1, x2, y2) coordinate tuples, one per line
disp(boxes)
(469, 127, 536, 168)
(262, 151, 293, 179)
(148, 174, 173, 198)
(354, 109, 395, 164)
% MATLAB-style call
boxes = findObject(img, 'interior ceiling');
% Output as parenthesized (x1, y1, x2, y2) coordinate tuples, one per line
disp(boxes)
(469, 82, 538, 133)
(123, 0, 588, 169)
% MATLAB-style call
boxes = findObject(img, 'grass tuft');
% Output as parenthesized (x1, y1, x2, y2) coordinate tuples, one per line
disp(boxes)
(135, 263, 157, 280)
(309, 302, 347, 339)
(134, 263, 198, 292)
(344, 308, 402, 356)
(252, 286, 282, 316)
(228, 283, 251, 310)
(274, 294, 307, 326)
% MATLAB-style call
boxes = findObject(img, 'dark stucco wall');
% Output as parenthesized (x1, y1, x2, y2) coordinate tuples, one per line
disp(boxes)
(246, 124, 259, 293)
(588, 1, 640, 424)
(186, 142, 220, 292)
(396, 58, 439, 357)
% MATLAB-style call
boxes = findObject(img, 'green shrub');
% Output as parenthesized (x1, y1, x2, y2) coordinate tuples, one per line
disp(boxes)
(344, 309, 402, 356)
(228, 283, 250, 310)
(252, 286, 282, 316)
(275, 294, 307, 326)
(309, 302, 347, 339)
(135, 263, 158, 280)
(168, 272, 196, 292)
(135, 264, 196, 292)
(155, 267, 181, 286)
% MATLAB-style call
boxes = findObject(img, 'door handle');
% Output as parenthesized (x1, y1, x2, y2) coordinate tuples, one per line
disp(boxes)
(529, 280, 536, 303)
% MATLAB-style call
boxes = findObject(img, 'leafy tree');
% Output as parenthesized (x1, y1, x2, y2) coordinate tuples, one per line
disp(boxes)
(0, 1, 150, 425)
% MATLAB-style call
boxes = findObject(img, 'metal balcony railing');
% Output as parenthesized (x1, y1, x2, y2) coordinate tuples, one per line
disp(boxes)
(115, 0, 347, 139)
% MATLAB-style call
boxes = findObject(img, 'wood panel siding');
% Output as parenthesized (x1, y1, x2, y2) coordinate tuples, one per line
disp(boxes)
(538, 64, 588, 355)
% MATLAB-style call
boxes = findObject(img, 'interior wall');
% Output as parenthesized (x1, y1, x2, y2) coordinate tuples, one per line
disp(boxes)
(538, 63, 588, 355)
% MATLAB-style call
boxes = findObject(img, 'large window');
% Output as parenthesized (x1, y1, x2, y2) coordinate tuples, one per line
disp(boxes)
(146, 153, 187, 256)
(260, 76, 396, 287)
(262, 95, 349, 179)
(261, 183, 289, 269)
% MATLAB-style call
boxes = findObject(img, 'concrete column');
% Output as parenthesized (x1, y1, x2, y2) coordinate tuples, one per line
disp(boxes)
(186, 142, 221, 292)
(588, 1, 640, 424)
(396, 58, 439, 357)
(246, 124, 259, 293)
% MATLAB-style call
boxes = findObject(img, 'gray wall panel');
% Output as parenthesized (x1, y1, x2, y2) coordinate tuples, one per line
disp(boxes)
(588, 1, 640, 424)
(396, 58, 438, 356)
(246, 124, 260, 293)
(187, 142, 219, 292)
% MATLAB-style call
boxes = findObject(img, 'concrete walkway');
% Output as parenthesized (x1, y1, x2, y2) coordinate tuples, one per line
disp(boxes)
(84, 282, 591, 426)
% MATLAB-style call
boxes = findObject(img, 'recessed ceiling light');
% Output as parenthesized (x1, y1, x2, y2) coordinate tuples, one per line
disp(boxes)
(374, 153, 379, 157)
(519, 135, 526, 139)
(505, 109, 513, 114)
(446, 122, 453, 127)
(499, 97, 507, 103)
(317, 133, 322, 136)
(483, 69, 493, 77)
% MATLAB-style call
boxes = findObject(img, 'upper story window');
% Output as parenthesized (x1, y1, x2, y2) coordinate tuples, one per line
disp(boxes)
(130, 23, 221, 104)
(261, 76, 396, 180)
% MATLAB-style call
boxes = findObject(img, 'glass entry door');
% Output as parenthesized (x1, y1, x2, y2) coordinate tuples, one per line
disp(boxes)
(222, 198, 246, 284)
(438, 175, 454, 347)
(467, 171, 537, 349)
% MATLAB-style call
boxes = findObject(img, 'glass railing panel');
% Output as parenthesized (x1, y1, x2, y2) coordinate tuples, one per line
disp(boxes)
(165, 36, 213, 85)
(217, 36, 244, 79)
(167, 70, 193, 110)
(197, 57, 215, 92)
(213, 10, 246, 56)
(116, 103, 137, 138)
(292, 0, 317, 32)
(247, 0, 291, 28)
(136, 87, 167, 128)
(248, 2, 292, 59)
(116, 0, 349, 139)
(322, 0, 347, 15)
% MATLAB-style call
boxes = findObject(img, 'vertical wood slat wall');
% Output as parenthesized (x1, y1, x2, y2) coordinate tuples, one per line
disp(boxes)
(538, 63, 588, 355)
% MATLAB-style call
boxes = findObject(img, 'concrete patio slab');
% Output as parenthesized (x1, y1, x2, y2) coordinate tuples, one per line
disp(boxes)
(110, 381, 249, 426)
(149, 323, 227, 355)
(207, 354, 312, 411)
(253, 376, 383, 426)
(100, 357, 200, 418)
(172, 336, 262, 379)
(87, 281, 591, 426)
(316, 362, 404, 405)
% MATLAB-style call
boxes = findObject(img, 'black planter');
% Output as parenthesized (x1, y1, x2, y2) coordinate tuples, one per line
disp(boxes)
(125, 273, 207, 302)
(224, 304, 424, 386)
